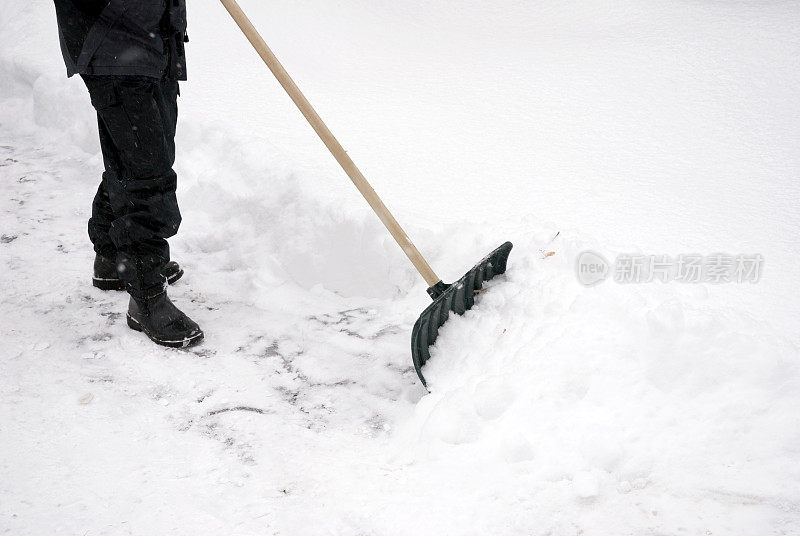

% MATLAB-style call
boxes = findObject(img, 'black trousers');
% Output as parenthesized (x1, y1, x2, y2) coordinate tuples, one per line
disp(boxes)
(82, 75, 181, 299)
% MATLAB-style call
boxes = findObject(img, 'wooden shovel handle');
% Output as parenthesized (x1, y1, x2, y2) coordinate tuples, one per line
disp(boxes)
(219, 0, 441, 287)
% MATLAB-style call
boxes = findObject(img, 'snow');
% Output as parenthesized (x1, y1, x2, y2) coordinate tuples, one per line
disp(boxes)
(2, 1, 800, 535)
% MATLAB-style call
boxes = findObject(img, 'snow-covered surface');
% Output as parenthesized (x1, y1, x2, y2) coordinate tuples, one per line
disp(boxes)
(2, 1, 799, 534)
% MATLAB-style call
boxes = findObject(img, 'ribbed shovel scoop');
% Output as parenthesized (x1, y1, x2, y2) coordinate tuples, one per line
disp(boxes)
(411, 242, 513, 387)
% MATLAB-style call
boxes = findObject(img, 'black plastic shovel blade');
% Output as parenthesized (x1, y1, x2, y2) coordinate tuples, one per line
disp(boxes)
(411, 241, 513, 388)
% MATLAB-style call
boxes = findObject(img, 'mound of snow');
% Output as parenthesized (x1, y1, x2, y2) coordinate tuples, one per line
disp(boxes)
(394, 229, 800, 532)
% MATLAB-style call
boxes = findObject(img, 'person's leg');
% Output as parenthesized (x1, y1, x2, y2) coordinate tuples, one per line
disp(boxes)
(89, 129, 184, 291)
(88, 114, 126, 289)
(82, 75, 201, 346)
(87, 103, 129, 262)
(83, 76, 181, 298)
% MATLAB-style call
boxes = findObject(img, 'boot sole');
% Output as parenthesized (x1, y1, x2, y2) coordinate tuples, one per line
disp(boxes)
(126, 314, 204, 348)
(93, 268, 184, 291)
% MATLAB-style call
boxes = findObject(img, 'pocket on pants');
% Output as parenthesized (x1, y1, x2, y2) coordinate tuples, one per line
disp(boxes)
(86, 79, 118, 109)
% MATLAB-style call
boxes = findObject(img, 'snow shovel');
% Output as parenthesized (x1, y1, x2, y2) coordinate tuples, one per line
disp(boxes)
(220, 0, 513, 387)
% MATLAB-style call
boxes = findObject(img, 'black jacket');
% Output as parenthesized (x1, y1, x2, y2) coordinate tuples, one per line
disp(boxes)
(53, 0, 188, 80)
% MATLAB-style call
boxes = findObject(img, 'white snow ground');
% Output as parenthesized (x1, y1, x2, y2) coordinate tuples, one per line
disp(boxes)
(2, 1, 800, 535)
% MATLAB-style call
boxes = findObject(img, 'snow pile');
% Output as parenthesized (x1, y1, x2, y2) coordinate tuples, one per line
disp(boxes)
(394, 229, 800, 532)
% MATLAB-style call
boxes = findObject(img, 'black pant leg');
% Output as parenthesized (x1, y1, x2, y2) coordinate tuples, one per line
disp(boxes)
(82, 76, 182, 299)
(87, 113, 119, 260)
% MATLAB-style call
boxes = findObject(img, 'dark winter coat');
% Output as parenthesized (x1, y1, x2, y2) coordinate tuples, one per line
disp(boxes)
(53, 0, 188, 80)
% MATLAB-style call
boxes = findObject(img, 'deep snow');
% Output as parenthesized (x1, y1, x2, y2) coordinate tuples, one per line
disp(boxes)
(2, 1, 800, 535)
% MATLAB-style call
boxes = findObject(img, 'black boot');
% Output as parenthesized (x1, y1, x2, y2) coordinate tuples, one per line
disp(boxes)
(93, 254, 184, 291)
(126, 291, 204, 348)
